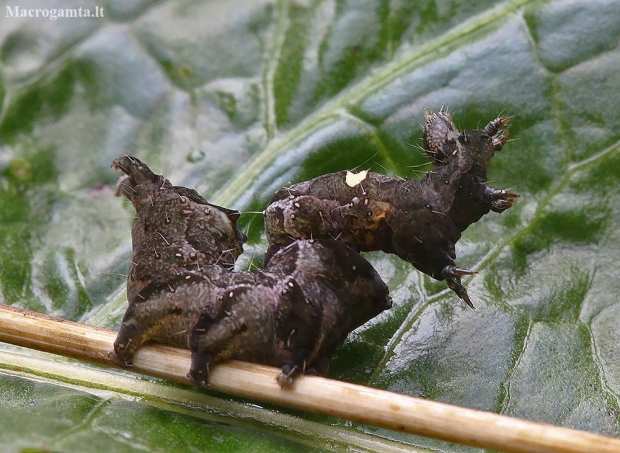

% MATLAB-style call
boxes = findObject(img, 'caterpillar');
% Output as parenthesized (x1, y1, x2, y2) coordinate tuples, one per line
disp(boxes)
(110, 109, 517, 387)
(110, 155, 391, 388)
(264, 108, 518, 307)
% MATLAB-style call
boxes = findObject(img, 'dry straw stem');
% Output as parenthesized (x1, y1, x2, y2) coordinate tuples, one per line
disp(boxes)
(0, 304, 618, 453)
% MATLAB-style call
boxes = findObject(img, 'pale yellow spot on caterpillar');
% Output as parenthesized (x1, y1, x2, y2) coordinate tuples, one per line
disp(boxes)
(345, 170, 368, 187)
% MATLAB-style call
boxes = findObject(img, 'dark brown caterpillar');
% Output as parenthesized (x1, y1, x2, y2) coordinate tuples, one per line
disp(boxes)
(110, 108, 516, 387)
(264, 108, 518, 307)
(188, 238, 391, 388)
(110, 156, 391, 388)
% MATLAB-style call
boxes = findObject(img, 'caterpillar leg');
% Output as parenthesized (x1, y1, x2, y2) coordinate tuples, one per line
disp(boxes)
(483, 187, 519, 213)
(276, 349, 311, 389)
(482, 116, 511, 151)
(441, 265, 477, 309)
(110, 322, 144, 367)
(187, 350, 215, 388)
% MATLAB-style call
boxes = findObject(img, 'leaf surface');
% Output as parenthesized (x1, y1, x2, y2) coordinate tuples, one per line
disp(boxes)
(1, 0, 620, 451)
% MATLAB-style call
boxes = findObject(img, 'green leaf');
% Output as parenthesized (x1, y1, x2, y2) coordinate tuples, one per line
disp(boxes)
(1, 0, 620, 451)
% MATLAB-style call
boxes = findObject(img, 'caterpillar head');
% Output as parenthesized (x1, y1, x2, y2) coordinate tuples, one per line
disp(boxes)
(423, 108, 510, 169)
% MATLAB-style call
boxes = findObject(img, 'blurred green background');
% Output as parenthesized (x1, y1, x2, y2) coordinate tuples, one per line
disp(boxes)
(1, 0, 620, 451)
